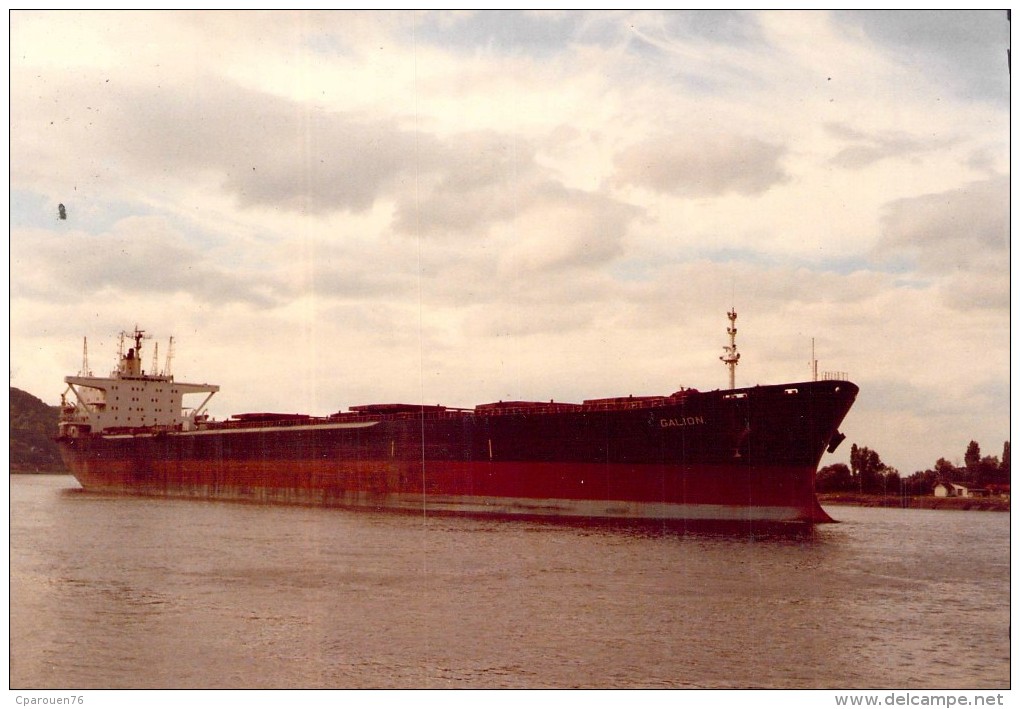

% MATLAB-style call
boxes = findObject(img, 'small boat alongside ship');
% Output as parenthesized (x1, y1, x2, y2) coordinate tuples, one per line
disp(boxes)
(56, 312, 857, 523)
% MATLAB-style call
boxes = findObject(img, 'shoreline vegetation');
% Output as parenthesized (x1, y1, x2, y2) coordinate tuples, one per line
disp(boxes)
(818, 492, 1009, 512)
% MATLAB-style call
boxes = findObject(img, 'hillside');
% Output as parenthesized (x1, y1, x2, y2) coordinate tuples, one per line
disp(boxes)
(10, 387, 66, 472)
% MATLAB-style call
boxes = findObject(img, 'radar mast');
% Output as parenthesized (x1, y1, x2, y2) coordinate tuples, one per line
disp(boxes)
(720, 309, 740, 390)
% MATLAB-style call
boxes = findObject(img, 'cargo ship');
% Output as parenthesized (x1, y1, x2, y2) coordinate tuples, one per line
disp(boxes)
(56, 312, 857, 523)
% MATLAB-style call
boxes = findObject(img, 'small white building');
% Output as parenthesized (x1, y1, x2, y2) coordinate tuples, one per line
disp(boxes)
(933, 482, 970, 498)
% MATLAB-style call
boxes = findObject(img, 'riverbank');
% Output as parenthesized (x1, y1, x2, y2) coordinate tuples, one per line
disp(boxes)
(818, 492, 1009, 512)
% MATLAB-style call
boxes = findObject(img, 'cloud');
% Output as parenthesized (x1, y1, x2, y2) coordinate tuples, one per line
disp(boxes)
(392, 131, 543, 237)
(11, 216, 283, 307)
(13, 65, 640, 253)
(613, 132, 788, 197)
(109, 79, 422, 215)
(826, 122, 950, 170)
(939, 271, 1010, 312)
(836, 10, 1010, 105)
(414, 10, 592, 57)
(873, 176, 1008, 309)
(9, 68, 425, 215)
(876, 176, 1008, 266)
(498, 187, 641, 273)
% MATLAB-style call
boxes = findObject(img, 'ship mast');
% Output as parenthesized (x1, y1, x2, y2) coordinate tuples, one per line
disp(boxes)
(720, 309, 740, 390)
(812, 338, 818, 382)
(79, 337, 91, 377)
(164, 336, 175, 378)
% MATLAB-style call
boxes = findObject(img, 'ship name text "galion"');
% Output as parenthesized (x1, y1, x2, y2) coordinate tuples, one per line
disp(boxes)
(659, 416, 706, 428)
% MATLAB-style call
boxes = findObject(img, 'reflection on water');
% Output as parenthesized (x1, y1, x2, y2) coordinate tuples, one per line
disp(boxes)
(11, 475, 1010, 689)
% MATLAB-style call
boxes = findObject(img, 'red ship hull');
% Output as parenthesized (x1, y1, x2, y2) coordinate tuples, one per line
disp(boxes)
(58, 380, 856, 524)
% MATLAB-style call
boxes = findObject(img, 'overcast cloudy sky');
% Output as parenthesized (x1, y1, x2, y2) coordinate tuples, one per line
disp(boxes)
(9, 10, 1010, 475)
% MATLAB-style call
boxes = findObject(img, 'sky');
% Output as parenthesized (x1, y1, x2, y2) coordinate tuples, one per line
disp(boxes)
(8, 10, 1011, 477)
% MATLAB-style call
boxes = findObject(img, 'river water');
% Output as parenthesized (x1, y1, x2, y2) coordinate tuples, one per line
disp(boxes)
(9, 474, 1010, 689)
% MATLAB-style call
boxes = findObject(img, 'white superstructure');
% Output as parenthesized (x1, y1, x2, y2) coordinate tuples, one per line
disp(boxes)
(58, 327, 219, 436)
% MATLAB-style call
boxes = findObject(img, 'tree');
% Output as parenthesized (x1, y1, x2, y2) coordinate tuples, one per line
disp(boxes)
(974, 455, 1000, 488)
(909, 442, 1010, 495)
(881, 469, 902, 496)
(904, 468, 937, 496)
(850, 443, 892, 493)
(958, 441, 1002, 486)
(817, 463, 852, 492)
(965, 441, 982, 472)
(934, 457, 958, 481)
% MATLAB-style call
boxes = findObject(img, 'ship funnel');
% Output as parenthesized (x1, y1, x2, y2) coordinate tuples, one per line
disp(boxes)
(117, 327, 147, 377)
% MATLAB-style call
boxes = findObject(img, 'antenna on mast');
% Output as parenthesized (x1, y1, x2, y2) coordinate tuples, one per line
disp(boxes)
(720, 309, 740, 390)
(164, 336, 175, 378)
(811, 338, 818, 382)
(80, 337, 91, 377)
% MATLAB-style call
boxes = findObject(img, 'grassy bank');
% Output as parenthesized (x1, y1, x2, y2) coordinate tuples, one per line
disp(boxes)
(818, 492, 1009, 512)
